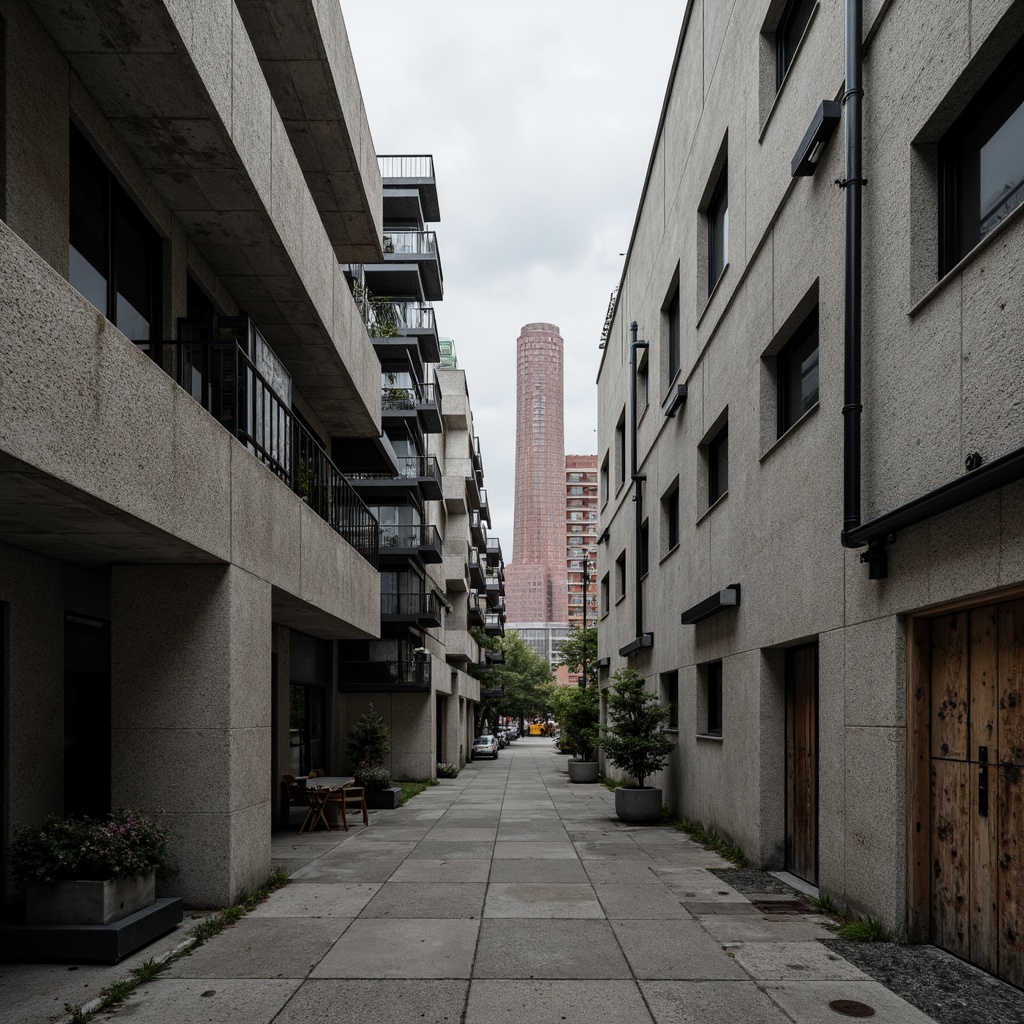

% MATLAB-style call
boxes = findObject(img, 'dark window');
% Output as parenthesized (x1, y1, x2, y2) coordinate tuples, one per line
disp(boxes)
(600, 573, 610, 615)
(638, 359, 649, 413)
(601, 456, 610, 503)
(708, 424, 729, 505)
(640, 519, 649, 578)
(69, 124, 161, 341)
(707, 164, 729, 293)
(939, 39, 1024, 274)
(290, 629, 330, 776)
(666, 288, 680, 383)
(615, 415, 626, 485)
(777, 307, 820, 436)
(664, 485, 679, 551)
(615, 552, 627, 599)
(706, 661, 723, 736)
(661, 670, 679, 729)
(776, 0, 815, 90)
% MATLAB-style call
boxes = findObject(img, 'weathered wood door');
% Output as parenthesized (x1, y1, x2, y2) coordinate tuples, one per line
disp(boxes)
(786, 643, 818, 885)
(927, 601, 1024, 987)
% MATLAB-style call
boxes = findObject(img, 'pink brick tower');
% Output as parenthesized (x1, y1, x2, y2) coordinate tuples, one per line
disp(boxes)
(505, 322, 568, 624)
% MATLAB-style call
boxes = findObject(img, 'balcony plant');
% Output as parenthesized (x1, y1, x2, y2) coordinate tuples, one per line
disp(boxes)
(602, 667, 675, 822)
(10, 811, 171, 925)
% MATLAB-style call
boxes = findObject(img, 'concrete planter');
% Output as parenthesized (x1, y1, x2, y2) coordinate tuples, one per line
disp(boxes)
(365, 786, 402, 810)
(567, 760, 599, 783)
(25, 871, 156, 925)
(614, 787, 663, 823)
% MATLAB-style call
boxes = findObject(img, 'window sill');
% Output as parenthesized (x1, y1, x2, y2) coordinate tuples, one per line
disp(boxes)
(697, 262, 730, 329)
(659, 542, 680, 565)
(696, 732, 723, 743)
(696, 490, 728, 526)
(661, 369, 683, 408)
(615, 594, 627, 607)
(662, 726, 679, 735)
(760, 402, 819, 462)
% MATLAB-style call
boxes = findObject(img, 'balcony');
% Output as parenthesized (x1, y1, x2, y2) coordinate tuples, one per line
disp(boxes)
(366, 230, 443, 302)
(338, 658, 431, 693)
(470, 510, 487, 548)
(479, 487, 491, 527)
(473, 436, 483, 475)
(378, 524, 443, 565)
(468, 547, 486, 589)
(141, 338, 378, 566)
(381, 590, 443, 628)
(486, 536, 503, 567)
(378, 155, 440, 222)
(465, 470, 482, 513)
(485, 612, 505, 637)
(468, 590, 485, 627)
(367, 301, 440, 364)
(485, 570, 504, 608)
(349, 455, 443, 501)
(381, 381, 442, 434)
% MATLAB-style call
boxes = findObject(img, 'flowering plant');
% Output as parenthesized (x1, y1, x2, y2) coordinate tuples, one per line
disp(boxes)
(9, 811, 171, 884)
(436, 762, 459, 779)
(353, 764, 392, 792)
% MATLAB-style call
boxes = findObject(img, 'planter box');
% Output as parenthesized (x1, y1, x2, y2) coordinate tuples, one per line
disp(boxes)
(365, 786, 402, 810)
(614, 786, 663, 823)
(25, 872, 156, 926)
(567, 760, 599, 783)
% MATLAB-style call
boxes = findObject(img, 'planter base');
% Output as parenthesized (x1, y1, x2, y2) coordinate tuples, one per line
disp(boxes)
(614, 786, 663, 823)
(365, 786, 402, 810)
(567, 760, 600, 784)
(26, 872, 156, 925)
(0, 897, 183, 964)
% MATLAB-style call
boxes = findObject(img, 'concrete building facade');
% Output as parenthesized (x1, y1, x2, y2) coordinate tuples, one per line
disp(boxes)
(0, 0, 390, 907)
(505, 322, 568, 625)
(566, 454, 599, 632)
(596, 0, 1024, 988)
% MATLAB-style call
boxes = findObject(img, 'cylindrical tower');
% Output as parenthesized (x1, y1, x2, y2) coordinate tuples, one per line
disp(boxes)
(505, 322, 567, 624)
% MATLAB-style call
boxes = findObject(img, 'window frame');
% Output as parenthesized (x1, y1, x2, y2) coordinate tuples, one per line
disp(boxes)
(615, 413, 627, 488)
(615, 551, 627, 602)
(664, 285, 680, 385)
(776, 0, 816, 91)
(663, 483, 679, 553)
(660, 670, 679, 730)
(777, 306, 820, 437)
(705, 661, 723, 737)
(708, 423, 729, 506)
(707, 163, 729, 295)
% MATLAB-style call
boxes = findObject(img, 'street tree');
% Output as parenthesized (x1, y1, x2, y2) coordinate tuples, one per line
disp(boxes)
(471, 628, 554, 733)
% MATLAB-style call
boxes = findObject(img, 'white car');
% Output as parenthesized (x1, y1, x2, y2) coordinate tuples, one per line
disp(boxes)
(472, 735, 499, 760)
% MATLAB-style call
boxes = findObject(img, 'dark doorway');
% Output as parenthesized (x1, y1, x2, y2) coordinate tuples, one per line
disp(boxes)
(64, 614, 111, 819)
(289, 630, 330, 776)
(785, 642, 818, 885)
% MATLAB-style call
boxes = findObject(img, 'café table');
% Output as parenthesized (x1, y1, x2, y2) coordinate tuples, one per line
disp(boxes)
(297, 776, 354, 832)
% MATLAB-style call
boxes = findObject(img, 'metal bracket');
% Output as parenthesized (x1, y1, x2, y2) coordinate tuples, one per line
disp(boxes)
(835, 178, 869, 189)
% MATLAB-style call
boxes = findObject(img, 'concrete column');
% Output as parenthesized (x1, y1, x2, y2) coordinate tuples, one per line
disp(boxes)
(444, 676, 461, 769)
(110, 564, 272, 908)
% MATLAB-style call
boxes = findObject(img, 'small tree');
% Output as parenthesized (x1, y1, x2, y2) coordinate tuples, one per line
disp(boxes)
(602, 667, 675, 788)
(556, 624, 597, 684)
(345, 705, 391, 770)
(553, 685, 600, 762)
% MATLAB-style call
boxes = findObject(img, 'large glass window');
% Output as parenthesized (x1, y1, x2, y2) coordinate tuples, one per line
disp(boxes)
(707, 164, 729, 294)
(69, 124, 161, 341)
(940, 41, 1024, 273)
(777, 307, 820, 436)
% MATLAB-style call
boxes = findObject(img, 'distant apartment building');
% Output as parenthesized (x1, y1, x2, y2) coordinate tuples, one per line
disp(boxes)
(504, 323, 568, 625)
(439, 337, 458, 368)
(566, 455, 599, 631)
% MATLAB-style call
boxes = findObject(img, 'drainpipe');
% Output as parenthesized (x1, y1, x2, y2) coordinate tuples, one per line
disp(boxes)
(630, 322, 648, 642)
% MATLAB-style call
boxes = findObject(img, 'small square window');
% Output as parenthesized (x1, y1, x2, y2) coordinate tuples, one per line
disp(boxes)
(939, 38, 1024, 274)
(777, 306, 820, 436)
(660, 670, 679, 729)
(707, 164, 729, 294)
(705, 661, 723, 736)
(708, 424, 729, 506)
(615, 551, 627, 600)
(662, 484, 679, 552)
(776, 0, 815, 90)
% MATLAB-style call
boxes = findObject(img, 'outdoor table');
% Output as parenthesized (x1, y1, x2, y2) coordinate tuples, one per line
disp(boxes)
(298, 776, 355, 831)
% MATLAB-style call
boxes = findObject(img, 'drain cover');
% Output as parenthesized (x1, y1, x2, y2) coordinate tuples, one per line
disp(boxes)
(828, 999, 875, 1018)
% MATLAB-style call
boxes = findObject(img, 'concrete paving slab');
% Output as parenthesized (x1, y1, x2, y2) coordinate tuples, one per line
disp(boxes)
(426, 827, 498, 841)
(639, 979, 791, 1024)
(484, 883, 604, 919)
(289, 858, 405, 883)
(726, 941, 871, 981)
(271, 979, 470, 1024)
(696, 913, 833, 943)
(352, 828, 432, 842)
(406, 840, 495, 860)
(359, 882, 486, 919)
(168, 918, 349, 979)
(495, 829, 570, 842)
(247, 883, 381, 918)
(466, 979, 653, 1024)
(610, 920, 749, 980)
(573, 841, 654, 860)
(584, 860, 667, 883)
(492, 841, 578, 859)
(92, 979, 300, 1023)
(473, 919, 632, 979)
(488, 859, 590, 884)
(389, 858, 492, 882)
(311, 918, 479, 979)
(593, 883, 693, 919)
(760, 979, 938, 1023)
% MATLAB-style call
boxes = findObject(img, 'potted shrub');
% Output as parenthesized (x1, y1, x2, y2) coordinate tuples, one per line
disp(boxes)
(10, 811, 171, 925)
(561, 685, 601, 783)
(602, 667, 675, 822)
(346, 706, 401, 809)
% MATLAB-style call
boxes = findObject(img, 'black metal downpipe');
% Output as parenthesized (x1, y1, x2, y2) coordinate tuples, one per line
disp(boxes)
(840, 0, 865, 550)
(630, 322, 648, 644)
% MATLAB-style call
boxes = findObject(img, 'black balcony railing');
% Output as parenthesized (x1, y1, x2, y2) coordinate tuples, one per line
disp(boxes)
(140, 339, 378, 566)
(381, 381, 439, 414)
(382, 590, 443, 621)
(383, 230, 438, 256)
(485, 612, 504, 636)
(368, 302, 436, 337)
(350, 455, 441, 486)
(338, 658, 431, 692)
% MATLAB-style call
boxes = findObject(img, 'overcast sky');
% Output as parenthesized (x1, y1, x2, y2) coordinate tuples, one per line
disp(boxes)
(342, 2, 684, 557)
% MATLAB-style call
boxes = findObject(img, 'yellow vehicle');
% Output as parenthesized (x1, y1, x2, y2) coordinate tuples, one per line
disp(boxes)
(529, 722, 545, 736)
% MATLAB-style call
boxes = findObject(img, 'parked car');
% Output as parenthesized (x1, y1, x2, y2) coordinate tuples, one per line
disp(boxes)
(496, 730, 508, 748)
(472, 735, 499, 760)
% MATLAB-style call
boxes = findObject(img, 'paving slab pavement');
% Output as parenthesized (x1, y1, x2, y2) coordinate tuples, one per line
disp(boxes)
(7, 737, 1019, 1022)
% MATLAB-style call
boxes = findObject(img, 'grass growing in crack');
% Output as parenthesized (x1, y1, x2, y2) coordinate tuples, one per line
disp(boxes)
(812, 890, 840, 915)
(673, 817, 749, 868)
(188, 868, 290, 944)
(834, 915, 892, 942)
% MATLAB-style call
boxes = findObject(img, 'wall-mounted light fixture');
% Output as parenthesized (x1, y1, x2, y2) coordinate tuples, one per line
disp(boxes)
(662, 382, 688, 418)
(680, 584, 741, 625)
(791, 100, 841, 177)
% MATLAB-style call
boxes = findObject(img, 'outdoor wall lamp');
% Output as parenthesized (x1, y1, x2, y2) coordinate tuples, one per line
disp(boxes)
(662, 382, 688, 418)
(791, 100, 841, 177)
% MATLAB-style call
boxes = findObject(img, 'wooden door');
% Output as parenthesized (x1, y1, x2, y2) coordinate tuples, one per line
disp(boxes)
(786, 643, 818, 885)
(926, 599, 1024, 988)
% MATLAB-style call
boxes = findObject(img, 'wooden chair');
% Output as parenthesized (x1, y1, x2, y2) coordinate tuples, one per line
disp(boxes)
(334, 784, 368, 830)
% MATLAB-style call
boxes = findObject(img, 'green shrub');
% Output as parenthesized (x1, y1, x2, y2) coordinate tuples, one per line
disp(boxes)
(436, 762, 459, 778)
(353, 765, 392, 791)
(602, 668, 675, 788)
(346, 705, 392, 772)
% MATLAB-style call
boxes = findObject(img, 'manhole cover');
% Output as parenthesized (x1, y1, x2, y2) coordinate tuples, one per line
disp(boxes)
(828, 999, 875, 1018)
(750, 899, 809, 915)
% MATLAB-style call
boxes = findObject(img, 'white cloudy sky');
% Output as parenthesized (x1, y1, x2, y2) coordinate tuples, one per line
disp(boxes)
(342, 2, 684, 557)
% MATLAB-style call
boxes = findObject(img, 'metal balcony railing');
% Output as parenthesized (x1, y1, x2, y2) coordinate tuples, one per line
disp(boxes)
(379, 524, 440, 551)
(338, 658, 431, 692)
(368, 301, 436, 336)
(140, 339, 377, 566)
(381, 381, 439, 413)
(383, 230, 438, 256)
(381, 591, 442, 619)
(378, 155, 435, 180)
(349, 455, 440, 483)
